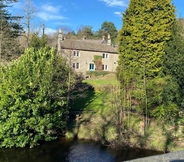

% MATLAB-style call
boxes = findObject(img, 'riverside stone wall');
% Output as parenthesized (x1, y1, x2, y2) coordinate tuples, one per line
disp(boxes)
(126, 150, 184, 162)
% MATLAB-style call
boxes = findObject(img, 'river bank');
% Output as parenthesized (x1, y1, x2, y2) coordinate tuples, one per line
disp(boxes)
(66, 73, 184, 153)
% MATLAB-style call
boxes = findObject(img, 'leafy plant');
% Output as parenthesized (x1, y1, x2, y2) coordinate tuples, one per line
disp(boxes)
(94, 55, 102, 71)
(0, 47, 73, 148)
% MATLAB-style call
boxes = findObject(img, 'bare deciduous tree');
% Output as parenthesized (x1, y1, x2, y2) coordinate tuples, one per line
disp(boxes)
(21, 0, 37, 48)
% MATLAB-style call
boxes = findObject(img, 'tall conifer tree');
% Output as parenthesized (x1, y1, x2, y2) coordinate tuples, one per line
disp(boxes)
(117, 0, 176, 122)
(118, 0, 176, 78)
(164, 20, 184, 108)
(0, 0, 23, 61)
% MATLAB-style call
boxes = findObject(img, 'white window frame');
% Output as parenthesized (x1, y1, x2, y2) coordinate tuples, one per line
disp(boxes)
(72, 62, 80, 69)
(76, 62, 80, 69)
(102, 53, 109, 59)
(73, 50, 80, 57)
(102, 64, 108, 71)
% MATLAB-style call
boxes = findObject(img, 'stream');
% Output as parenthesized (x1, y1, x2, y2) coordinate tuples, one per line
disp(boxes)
(0, 138, 163, 162)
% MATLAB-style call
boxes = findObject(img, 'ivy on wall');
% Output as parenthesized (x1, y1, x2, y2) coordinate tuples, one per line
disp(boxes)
(94, 55, 102, 71)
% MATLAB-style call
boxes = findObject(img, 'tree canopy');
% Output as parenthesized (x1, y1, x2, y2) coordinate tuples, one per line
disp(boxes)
(117, 0, 176, 123)
(118, 0, 176, 78)
(99, 21, 118, 45)
(0, 0, 23, 61)
(163, 19, 184, 111)
(77, 25, 94, 39)
(29, 33, 49, 50)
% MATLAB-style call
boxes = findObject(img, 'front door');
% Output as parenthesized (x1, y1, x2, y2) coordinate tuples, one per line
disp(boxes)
(89, 63, 95, 71)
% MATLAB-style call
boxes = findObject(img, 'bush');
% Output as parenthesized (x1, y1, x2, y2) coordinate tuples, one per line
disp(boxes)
(0, 48, 73, 148)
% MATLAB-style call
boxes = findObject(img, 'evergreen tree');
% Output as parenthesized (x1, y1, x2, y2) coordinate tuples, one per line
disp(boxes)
(117, 0, 176, 123)
(77, 25, 94, 39)
(146, 20, 184, 122)
(99, 21, 118, 45)
(160, 19, 184, 121)
(29, 33, 49, 50)
(0, 0, 23, 61)
(118, 0, 175, 78)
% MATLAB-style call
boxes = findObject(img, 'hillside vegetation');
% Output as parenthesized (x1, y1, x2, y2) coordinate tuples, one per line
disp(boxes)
(67, 73, 184, 152)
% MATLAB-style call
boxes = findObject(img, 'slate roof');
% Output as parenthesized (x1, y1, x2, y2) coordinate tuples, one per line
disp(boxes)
(60, 39, 118, 54)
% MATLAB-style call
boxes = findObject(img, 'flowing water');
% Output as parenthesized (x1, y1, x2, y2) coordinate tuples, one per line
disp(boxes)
(0, 138, 163, 162)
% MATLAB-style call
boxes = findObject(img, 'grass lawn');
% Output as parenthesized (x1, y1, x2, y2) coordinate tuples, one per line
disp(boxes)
(71, 73, 119, 115)
(83, 73, 119, 87)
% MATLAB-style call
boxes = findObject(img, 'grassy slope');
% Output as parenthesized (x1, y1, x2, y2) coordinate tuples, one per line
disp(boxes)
(67, 73, 184, 152)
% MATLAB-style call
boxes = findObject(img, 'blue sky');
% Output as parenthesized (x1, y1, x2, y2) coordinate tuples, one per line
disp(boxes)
(10, 0, 184, 35)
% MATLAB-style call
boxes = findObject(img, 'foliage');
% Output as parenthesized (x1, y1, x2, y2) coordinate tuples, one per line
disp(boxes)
(95, 60, 102, 71)
(0, 0, 23, 61)
(99, 21, 118, 45)
(0, 47, 73, 148)
(94, 55, 102, 71)
(163, 19, 184, 108)
(117, 0, 176, 123)
(29, 33, 49, 50)
(118, 0, 175, 79)
(68, 74, 184, 151)
(77, 25, 94, 39)
(151, 103, 178, 123)
(94, 55, 102, 62)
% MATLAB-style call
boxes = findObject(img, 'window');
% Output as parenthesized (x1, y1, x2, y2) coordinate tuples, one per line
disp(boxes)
(76, 63, 79, 69)
(102, 53, 108, 59)
(73, 50, 80, 57)
(72, 63, 75, 68)
(72, 63, 80, 69)
(89, 63, 95, 71)
(102, 64, 108, 71)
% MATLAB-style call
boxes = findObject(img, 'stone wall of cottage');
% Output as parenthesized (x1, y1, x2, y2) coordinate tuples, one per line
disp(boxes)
(60, 49, 118, 75)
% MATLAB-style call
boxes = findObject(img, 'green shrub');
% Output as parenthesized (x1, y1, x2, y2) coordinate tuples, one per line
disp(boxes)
(0, 48, 73, 148)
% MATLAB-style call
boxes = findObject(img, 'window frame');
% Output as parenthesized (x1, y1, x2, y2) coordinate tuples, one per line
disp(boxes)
(102, 64, 108, 71)
(102, 53, 109, 59)
(73, 50, 80, 57)
(72, 62, 80, 69)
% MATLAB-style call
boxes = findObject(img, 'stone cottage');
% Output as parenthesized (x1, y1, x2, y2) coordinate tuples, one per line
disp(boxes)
(57, 29, 118, 75)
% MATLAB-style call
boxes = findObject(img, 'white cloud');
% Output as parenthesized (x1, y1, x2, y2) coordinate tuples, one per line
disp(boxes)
(41, 4, 61, 14)
(37, 12, 66, 21)
(114, 11, 122, 17)
(37, 4, 66, 21)
(99, 0, 128, 7)
(45, 28, 57, 35)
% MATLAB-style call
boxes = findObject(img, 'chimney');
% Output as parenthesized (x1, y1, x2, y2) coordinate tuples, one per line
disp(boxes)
(102, 35, 105, 41)
(107, 33, 111, 45)
(58, 29, 64, 41)
(58, 29, 64, 54)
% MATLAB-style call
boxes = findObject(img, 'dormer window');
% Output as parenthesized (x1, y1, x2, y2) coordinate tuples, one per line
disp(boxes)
(73, 50, 80, 57)
(102, 53, 108, 59)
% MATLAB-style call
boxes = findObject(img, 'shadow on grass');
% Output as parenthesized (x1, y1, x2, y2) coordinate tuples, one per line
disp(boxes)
(67, 84, 127, 148)
(67, 83, 113, 139)
(70, 82, 95, 111)
(67, 82, 96, 135)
